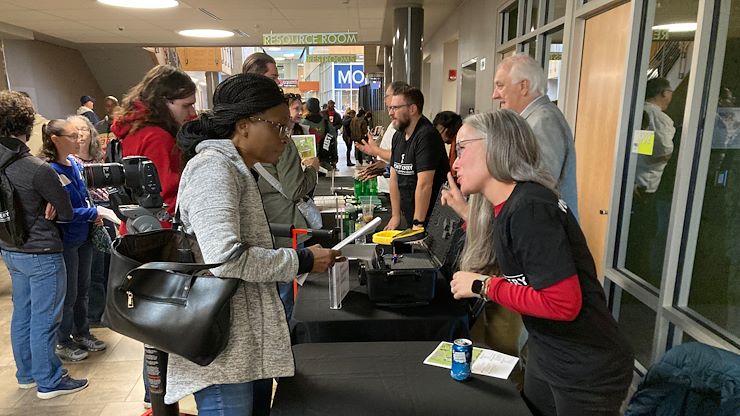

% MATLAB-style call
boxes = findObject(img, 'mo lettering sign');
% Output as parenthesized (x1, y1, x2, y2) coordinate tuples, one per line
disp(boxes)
(263, 32, 358, 46)
(333, 64, 366, 89)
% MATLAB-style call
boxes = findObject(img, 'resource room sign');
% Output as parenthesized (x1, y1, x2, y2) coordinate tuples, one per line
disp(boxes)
(263, 32, 358, 46)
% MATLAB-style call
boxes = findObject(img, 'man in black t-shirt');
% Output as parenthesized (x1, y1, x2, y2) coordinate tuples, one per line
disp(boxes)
(386, 87, 449, 230)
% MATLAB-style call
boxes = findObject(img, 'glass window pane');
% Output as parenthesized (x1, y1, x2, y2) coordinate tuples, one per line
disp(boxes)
(503, 2, 520, 43)
(544, 28, 564, 104)
(616, 289, 656, 367)
(622, 0, 700, 289)
(527, 0, 540, 32)
(525, 38, 538, 60)
(687, 3, 740, 337)
(546, 0, 566, 23)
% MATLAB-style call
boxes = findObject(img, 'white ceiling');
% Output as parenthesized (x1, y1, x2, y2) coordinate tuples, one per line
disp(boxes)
(0, 0, 463, 47)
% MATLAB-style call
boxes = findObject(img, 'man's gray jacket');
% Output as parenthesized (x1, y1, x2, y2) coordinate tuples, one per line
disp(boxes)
(520, 95, 579, 219)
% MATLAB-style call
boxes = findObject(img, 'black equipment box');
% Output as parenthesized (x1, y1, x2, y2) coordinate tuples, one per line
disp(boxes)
(359, 195, 464, 306)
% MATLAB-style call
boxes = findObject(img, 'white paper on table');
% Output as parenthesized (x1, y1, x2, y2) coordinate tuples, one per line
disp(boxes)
(422, 341, 519, 380)
(470, 349, 520, 380)
(96, 205, 121, 225)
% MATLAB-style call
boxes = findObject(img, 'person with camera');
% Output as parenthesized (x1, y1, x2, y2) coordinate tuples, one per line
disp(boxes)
(0, 91, 90, 399)
(111, 64, 197, 409)
(111, 65, 197, 228)
(174, 73, 341, 415)
(39, 119, 109, 362)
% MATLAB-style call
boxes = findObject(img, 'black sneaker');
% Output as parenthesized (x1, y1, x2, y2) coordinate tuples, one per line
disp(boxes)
(37, 376, 89, 399)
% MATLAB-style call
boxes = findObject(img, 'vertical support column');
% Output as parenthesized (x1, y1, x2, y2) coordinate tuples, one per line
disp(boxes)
(392, 6, 423, 88)
(383, 45, 393, 86)
(0, 41, 10, 90)
(205, 71, 219, 110)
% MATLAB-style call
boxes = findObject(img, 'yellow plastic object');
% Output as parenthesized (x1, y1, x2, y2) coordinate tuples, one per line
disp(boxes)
(393, 228, 426, 243)
(371, 228, 426, 245)
(372, 230, 403, 245)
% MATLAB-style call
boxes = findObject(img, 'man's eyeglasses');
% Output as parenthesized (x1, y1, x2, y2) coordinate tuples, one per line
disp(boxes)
(455, 138, 485, 157)
(249, 117, 291, 139)
(387, 103, 410, 112)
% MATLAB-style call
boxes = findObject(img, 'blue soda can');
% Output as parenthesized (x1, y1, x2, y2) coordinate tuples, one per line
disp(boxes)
(451, 338, 473, 381)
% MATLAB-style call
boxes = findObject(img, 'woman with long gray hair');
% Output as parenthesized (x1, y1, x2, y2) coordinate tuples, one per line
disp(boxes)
(445, 110, 633, 416)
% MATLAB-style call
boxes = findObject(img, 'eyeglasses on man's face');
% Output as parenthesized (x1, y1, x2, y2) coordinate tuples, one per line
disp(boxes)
(387, 103, 410, 113)
(249, 117, 291, 139)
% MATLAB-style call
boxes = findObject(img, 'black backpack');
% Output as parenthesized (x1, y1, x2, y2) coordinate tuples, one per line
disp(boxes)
(0, 148, 29, 247)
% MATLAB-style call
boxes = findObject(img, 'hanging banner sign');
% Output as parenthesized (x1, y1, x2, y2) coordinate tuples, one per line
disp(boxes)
(333, 64, 365, 89)
(263, 32, 358, 46)
(306, 54, 357, 63)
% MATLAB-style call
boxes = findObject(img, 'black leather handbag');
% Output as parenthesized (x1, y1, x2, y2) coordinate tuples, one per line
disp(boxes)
(103, 228, 245, 366)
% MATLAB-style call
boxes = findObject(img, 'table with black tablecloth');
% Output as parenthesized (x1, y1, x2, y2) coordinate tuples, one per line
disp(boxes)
(290, 263, 470, 344)
(271, 341, 531, 416)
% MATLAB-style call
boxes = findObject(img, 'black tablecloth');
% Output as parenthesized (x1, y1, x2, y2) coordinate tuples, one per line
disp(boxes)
(290, 263, 470, 344)
(271, 341, 531, 416)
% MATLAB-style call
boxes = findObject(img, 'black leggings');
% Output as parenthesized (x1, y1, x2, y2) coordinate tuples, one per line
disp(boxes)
(522, 360, 630, 416)
(343, 136, 353, 163)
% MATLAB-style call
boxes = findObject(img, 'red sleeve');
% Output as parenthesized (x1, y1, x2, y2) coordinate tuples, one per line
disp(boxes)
(486, 275, 582, 321)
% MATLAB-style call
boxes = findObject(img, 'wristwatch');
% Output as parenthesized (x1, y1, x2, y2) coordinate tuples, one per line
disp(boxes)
(471, 278, 487, 299)
(412, 219, 425, 227)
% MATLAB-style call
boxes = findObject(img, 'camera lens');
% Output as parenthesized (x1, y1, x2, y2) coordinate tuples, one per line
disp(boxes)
(84, 163, 125, 188)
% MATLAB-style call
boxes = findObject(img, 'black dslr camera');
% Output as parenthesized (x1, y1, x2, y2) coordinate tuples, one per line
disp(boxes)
(83, 156, 169, 232)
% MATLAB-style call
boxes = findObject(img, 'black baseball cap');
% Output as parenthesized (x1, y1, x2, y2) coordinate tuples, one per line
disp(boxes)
(80, 95, 95, 105)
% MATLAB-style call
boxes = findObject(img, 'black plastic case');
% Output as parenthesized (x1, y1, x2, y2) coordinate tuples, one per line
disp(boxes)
(359, 195, 464, 306)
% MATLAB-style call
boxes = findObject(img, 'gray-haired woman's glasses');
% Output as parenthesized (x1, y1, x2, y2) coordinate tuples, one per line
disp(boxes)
(249, 117, 291, 139)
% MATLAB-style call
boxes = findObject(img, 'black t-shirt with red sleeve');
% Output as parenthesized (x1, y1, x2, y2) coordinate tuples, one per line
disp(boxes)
(493, 182, 633, 390)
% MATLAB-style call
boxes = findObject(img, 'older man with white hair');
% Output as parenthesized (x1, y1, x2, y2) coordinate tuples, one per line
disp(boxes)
(493, 54, 578, 218)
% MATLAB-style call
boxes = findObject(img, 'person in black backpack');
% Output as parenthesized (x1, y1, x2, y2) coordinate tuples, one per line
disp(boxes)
(304, 98, 337, 171)
(0, 90, 90, 399)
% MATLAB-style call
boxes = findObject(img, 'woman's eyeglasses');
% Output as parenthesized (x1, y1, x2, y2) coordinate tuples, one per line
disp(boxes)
(249, 117, 291, 139)
(455, 138, 485, 157)
(58, 133, 80, 140)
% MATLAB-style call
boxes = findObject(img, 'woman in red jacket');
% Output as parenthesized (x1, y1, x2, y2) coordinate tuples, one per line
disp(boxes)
(111, 65, 196, 228)
(109, 64, 195, 408)
(446, 110, 633, 416)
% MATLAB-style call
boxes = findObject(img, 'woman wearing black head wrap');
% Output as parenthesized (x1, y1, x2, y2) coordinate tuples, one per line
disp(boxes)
(171, 73, 341, 415)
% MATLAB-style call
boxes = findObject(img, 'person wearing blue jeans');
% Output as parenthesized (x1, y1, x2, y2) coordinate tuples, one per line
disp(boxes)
(59, 239, 95, 351)
(0, 91, 88, 399)
(194, 382, 255, 416)
(3, 252, 67, 391)
(41, 119, 107, 360)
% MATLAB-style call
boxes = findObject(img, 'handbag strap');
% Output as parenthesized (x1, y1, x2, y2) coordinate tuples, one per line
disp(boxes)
(254, 163, 291, 200)
(121, 243, 248, 290)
